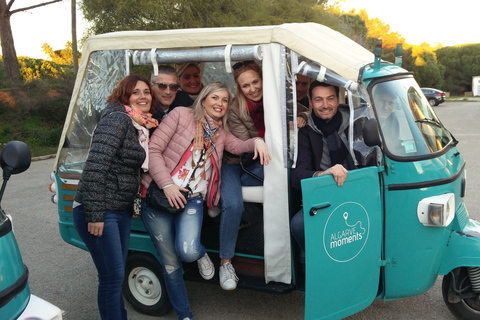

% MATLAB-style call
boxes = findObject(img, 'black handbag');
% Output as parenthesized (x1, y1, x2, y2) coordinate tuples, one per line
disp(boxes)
(146, 181, 190, 214)
(240, 153, 263, 183)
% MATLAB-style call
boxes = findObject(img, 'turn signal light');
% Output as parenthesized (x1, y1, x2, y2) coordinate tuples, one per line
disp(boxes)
(417, 193, 455, 227)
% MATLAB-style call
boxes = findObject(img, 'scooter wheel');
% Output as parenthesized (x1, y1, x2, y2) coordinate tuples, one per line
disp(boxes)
(122, 252, 172, 316)
(442, 268, 480, 320)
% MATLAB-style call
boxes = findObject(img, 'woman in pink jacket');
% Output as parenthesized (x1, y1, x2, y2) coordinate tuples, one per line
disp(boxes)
(141, 81, 270, 320)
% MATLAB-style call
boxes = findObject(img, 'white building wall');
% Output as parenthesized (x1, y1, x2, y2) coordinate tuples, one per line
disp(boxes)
(473, 76, 480, 96)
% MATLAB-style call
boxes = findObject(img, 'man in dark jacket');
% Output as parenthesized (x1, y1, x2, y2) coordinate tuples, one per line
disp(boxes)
(290, 81, 355, 252)
(151, 66, 181, 121)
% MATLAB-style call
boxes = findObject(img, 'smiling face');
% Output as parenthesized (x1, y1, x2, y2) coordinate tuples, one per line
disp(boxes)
(237, 69, 263, 102)
(203, 90, 229, 121)
(179, 65, 202, 94)
(309, 85, 339, 122)
(129, 81, 152, 113)
(153, 73, 178, 110)
(375, 92, 396, 120)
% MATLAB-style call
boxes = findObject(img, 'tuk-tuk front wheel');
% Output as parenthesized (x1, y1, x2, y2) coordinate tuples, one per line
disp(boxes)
(442, 268, 480, 320)
(122, 252, 172, 316)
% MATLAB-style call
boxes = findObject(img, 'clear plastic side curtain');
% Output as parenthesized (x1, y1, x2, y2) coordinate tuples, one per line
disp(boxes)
(262, 43, 292, 284)
(58, 50, 127, 171)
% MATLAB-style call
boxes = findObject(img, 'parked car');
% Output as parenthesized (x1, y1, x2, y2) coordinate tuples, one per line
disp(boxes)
(421, 87, 446, 106)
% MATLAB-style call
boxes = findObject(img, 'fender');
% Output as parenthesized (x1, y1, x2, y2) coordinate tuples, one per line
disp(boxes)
(438, 219, 480, 275)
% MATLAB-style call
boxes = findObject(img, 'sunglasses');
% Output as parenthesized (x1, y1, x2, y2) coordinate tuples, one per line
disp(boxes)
(232, 60, 255, 70)
(154, 83, 180, 91)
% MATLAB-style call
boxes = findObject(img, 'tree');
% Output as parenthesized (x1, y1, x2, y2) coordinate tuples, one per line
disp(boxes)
(71, 0, 78, 76)
(436, 44, 480, 94)
(42, 42, 78, 65)
(0, 0, 63, 82)
(80, 0, 325, 36)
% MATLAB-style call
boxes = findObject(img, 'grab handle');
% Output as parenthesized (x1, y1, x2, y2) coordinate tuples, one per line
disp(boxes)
(309, 203, 331, 216)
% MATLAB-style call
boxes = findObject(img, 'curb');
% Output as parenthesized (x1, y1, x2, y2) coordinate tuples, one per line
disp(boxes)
(32, 154, 56, 162)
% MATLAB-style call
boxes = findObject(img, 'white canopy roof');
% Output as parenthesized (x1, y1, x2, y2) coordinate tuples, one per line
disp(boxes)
(82, 22, 374, 81)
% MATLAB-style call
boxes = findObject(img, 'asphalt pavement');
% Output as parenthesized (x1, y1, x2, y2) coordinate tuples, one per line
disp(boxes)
(3, 100, 479, 319)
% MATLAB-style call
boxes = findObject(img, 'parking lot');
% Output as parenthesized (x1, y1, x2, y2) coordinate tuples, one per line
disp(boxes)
(3, 100, 479, 319)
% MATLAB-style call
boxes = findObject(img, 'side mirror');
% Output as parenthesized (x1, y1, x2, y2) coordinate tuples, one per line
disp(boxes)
(1, 141, 31, 176)
(363, 119, 382, 148)
(0, 141, 31, 202)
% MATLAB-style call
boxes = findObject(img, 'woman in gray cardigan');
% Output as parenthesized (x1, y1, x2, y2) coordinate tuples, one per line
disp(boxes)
(73, 74, 158, 320)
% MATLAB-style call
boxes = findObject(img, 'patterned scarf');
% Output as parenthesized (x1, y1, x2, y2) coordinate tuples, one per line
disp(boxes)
(246, 99, 265, 138)
(191, 111, 222, 180)
(124, 105, 158, 129)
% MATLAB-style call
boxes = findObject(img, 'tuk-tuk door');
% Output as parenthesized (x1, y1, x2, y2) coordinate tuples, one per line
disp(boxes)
(301, 166, 384, 320)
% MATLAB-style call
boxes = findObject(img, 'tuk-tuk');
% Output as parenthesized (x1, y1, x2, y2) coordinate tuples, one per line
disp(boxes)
(49, 23, 480, 319)
(0, 141, 63, 320)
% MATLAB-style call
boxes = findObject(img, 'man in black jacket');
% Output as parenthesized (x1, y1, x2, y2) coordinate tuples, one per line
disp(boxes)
(290, 81, 355, 251)
(151, 65, 180, 121)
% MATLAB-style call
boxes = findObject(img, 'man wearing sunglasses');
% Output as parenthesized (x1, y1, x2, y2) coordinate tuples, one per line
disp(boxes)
(151, 66, 181, 121)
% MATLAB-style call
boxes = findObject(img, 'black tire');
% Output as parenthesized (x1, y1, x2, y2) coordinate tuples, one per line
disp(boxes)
(123, 252, 172, 316)
(442, 269, 480, 320)
(429, 98, 438, 106)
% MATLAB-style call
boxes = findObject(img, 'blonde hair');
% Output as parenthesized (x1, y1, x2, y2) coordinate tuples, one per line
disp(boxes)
(175, 62, 201, 79)
(231, 61, 263, 120)
(192, 81, 232, 131)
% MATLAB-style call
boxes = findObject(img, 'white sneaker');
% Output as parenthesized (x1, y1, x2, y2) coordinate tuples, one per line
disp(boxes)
(219, 262, 239, 290)
(197, 253, 215, 280)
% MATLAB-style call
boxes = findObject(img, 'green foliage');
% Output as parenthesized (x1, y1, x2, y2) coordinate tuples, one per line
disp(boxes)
(400, 47, 445, 89)
(337, 13, 369, 47)
(81, 0, 327, 35)
(436, 44, 480, 94)
(18, 57, 66, 82)
(0, 74, 70, 156)
(42, 42, 81, 66)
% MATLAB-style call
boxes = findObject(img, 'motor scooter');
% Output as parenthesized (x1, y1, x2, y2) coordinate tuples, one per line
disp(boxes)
(0, 141, 63, 320)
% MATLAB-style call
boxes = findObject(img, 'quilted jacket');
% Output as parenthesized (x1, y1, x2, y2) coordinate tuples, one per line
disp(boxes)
(75, 103, 145, 222)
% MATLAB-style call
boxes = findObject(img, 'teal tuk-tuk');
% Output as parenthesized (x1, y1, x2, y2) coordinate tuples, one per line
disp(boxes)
(49, 23, 480, 319)
(0, 141, 63, 320)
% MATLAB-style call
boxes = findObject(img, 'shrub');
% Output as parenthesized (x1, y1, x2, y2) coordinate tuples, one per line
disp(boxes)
(18, 57, 66, 83)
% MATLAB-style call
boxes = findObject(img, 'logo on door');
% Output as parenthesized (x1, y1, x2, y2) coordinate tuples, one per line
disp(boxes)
(323, 201, 369, 262)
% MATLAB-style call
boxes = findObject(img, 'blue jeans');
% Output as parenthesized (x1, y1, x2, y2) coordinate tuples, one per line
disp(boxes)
(141, 196, 204, 320)
(73, 204, 131, 320)
(220, 162, 263, 260)
(290, 208, 305, 252)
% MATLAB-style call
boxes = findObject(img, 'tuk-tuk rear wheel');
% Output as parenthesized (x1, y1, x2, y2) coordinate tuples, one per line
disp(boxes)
(442, 269, 480, 320)
(122, 252, 172, 316)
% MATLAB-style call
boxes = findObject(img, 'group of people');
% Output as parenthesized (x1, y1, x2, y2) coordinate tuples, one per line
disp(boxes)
(73, 58, 362, 320)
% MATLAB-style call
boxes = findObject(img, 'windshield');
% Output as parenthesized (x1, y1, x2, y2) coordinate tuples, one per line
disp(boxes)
(371, 78, 452, 158)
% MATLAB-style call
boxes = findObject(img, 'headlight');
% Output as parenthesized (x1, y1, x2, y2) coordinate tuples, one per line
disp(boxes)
(49, 171, 58, 204)
(417, 193, 455, 227)
(49, 182, 57, 194)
